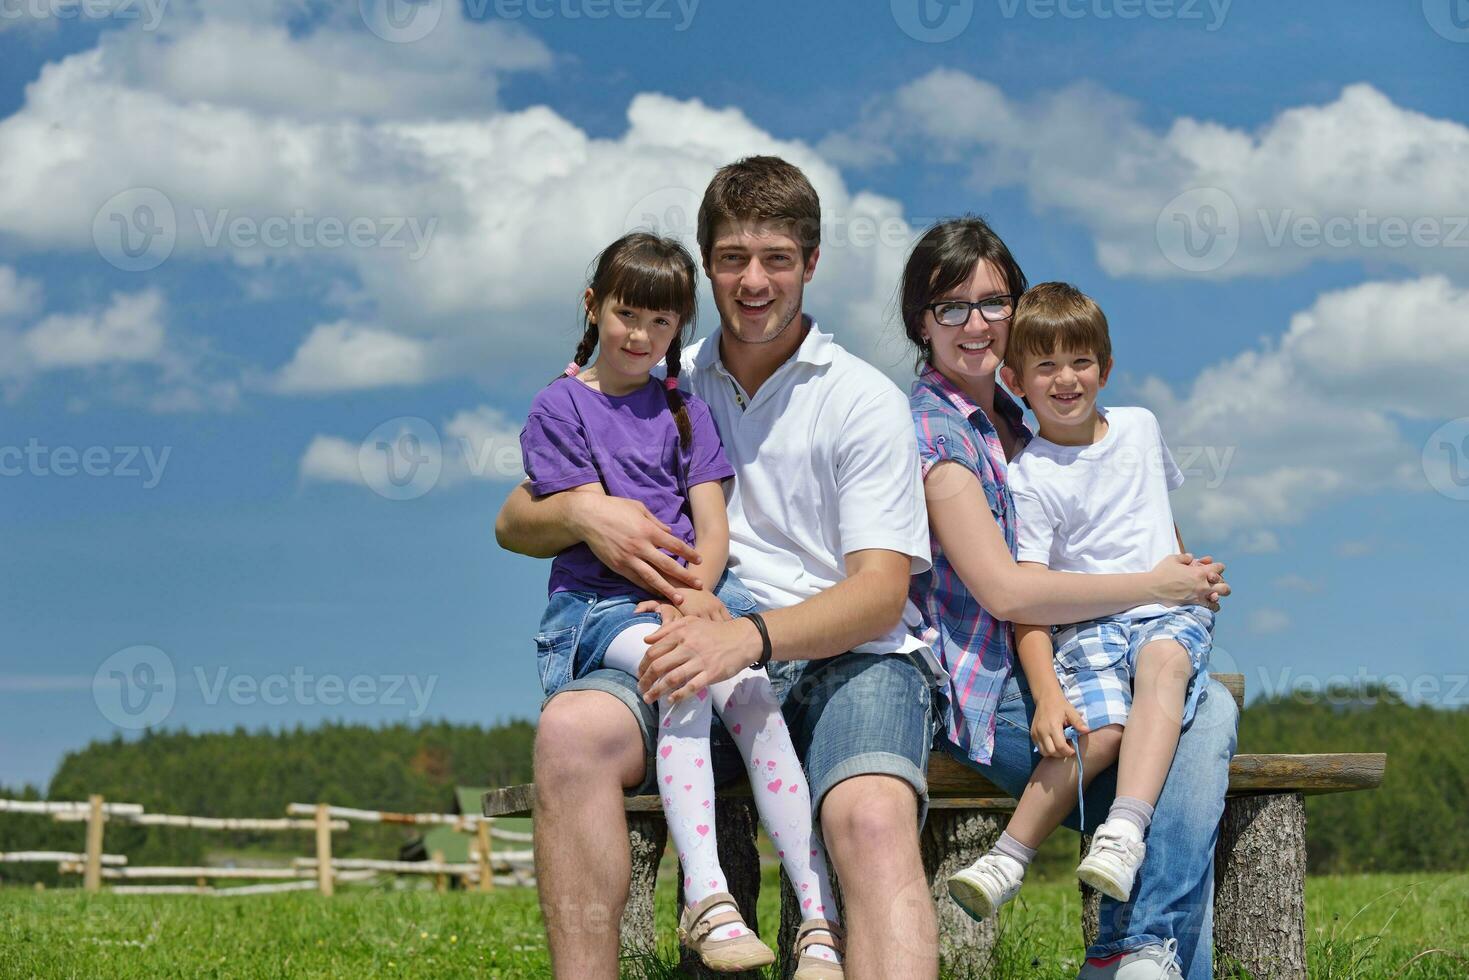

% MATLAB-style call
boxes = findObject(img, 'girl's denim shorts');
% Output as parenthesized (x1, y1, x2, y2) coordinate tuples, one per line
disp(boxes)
(534, 571, 760, 700)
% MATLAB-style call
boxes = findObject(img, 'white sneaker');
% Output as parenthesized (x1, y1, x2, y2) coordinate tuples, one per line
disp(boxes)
(946, 852, 1024, 921)
(1076, 939, 1182, 979)
(1076, 819, 1146, 902)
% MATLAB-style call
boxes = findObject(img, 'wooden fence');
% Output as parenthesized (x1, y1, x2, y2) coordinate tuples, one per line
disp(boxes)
(0, 795, 535, 895)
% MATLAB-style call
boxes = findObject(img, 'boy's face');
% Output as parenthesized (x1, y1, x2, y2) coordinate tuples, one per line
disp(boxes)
(1002, 346, 1111, 433)
(705, 219, 818, 346)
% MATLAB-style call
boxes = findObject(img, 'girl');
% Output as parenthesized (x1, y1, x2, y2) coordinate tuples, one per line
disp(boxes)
(520, 232, 843, 978)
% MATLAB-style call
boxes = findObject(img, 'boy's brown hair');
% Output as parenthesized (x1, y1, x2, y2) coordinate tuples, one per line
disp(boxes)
(1006, 281, 1112, 376)
(696, 156, 821, 266)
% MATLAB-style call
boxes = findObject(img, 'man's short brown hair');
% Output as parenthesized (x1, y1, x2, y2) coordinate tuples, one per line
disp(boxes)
(1006, 281, 1113, 375)
(697, 155, 821, 266)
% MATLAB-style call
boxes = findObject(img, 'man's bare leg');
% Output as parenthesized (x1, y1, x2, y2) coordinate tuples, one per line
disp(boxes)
(820, 774, 938, 980)
(533, 690, 649, 980)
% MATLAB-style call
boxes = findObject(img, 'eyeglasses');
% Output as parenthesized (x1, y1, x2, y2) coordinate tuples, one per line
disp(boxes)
(925, 296, 1016, 326)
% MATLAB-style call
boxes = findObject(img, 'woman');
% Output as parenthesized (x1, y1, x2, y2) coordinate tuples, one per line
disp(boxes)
(901, 217, 1236, 980)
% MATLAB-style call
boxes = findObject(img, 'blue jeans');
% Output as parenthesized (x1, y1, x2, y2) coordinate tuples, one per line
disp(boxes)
(953, 671, 1237, 978)
(541, 577, 941, 817)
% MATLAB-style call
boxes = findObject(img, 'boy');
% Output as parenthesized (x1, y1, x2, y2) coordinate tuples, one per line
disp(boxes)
(947, 281, 1215, 918)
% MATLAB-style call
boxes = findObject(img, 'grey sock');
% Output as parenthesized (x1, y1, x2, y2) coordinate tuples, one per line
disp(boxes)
(990, 831, 1037, 869)
(1108, 796, 1155, 835)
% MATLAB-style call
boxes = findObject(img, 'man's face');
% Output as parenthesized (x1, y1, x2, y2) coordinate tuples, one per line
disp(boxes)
(705, 219, 819, 346)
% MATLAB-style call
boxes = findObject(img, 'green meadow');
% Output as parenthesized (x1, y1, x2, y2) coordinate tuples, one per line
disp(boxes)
(2, 871, 1464, 978)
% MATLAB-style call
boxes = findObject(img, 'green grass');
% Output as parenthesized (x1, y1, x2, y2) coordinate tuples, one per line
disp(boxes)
(0, 872, 1463, 978)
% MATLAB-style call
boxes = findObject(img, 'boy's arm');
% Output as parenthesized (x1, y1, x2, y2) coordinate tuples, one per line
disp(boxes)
(1015, 563, 1090, 759)
(495, 479, 704, 601)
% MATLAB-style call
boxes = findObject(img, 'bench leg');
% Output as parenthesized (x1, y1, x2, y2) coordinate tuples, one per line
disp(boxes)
(1079, 832, 1101, 950)
(1213, 792, 1307, 979)
(921, 808, 1003, 974)
(676, 798, 765, 980)
(621, 811, 667, 969)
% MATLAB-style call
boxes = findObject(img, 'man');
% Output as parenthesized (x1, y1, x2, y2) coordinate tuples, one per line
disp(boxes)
(497, 155, 943, 978)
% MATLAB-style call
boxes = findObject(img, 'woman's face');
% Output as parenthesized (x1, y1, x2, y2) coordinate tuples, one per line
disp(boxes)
(921, 260, 1013, 388)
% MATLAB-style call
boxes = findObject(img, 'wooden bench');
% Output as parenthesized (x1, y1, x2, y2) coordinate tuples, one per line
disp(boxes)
(484, 674, 1385, 979)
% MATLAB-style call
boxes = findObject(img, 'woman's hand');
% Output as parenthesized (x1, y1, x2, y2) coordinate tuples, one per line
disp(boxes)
(1031, 694, 1089, 758)
(1150, 553, 1229, 608)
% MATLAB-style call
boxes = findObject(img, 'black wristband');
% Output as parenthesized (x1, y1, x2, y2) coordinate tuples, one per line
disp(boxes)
(744, 612, 772, 670)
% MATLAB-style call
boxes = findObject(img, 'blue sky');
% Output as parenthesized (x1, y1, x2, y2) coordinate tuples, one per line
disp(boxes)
(1, 0, 1466, 790)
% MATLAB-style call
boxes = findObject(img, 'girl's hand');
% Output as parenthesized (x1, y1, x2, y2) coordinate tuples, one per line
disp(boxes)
(1031, 695, 1089, 758)
(672, 589, 733, 623)
(1150, 553, 1229, 608)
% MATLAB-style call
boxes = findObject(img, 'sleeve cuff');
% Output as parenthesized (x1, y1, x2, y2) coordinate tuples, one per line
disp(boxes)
(528, 471, 600, 497)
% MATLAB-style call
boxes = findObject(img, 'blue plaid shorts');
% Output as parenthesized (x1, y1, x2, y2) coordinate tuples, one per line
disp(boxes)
(1051, 605, 1215, 730)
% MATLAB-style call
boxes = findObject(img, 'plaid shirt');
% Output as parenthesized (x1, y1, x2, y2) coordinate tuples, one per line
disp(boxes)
(909, 366, 1031, 764)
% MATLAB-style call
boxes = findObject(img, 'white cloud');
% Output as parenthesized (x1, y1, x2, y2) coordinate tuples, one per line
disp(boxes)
(21, 289, 165, 368)
(274, 321, 433, 394)
(1248, 609, 1292, 635)
(1144, 276, 1469, 536)
(1273, 575, 1321, 595)
(828, 72, 1469, 280)
(97, 4, 550, 120)
(0, 266, 43, 318)
(1233, 530, 1280, 555)
(445, 405, 524, 484)
(0, 286, 238, 411)
(299, 403, 526, 493)
(298, 434, 362, 486)
(0, 15, 918, 385)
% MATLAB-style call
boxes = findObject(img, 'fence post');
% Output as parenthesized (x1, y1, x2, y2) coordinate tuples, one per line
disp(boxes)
(432, 848, 447, 894)
(314, 803, 334, 897)
(83, 794, 105, 894)
(476, 819, 494, 893)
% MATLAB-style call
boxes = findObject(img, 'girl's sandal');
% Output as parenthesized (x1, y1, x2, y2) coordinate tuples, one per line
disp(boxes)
(677, 892, 776, 972)
(793, 918, 846, 979)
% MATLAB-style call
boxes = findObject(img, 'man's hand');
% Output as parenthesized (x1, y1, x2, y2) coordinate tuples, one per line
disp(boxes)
(636, 616, 762, 705)
(1150, 553, 1230, 609)
(573, 495, 704, 604)
(1031, 694, 1089, 758)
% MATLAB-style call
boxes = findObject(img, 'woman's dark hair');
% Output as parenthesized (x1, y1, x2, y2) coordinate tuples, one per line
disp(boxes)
(899, 216, 1028, 371)
(563, 231, 699, 447)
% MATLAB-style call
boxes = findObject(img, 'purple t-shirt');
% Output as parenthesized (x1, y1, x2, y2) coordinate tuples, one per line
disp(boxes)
(520, 375, 734, 600)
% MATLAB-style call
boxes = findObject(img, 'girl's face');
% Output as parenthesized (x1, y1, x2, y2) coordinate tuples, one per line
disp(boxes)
(921, 259, 1013, 390)
(585, 289, 682, 386)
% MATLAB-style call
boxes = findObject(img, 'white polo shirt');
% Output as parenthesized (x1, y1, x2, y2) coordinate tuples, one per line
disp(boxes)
(679, 318, 936, 662)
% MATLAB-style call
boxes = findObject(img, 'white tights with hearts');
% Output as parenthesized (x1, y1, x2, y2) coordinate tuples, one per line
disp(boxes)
(602, 622, 841, 962)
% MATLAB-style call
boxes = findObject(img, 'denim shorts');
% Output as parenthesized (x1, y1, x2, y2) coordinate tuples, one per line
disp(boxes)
(1052, 605, 1215, 731)
(540, 579, 942, 819)
(535, 572, 761, 701)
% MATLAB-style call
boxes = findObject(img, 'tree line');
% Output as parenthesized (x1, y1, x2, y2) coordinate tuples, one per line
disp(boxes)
(2, 686, 1463, 886)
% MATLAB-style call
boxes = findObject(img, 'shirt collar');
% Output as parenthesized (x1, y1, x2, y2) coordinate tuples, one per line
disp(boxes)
(918, 364, 1030, 440)
(694, 315, 834, 374)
